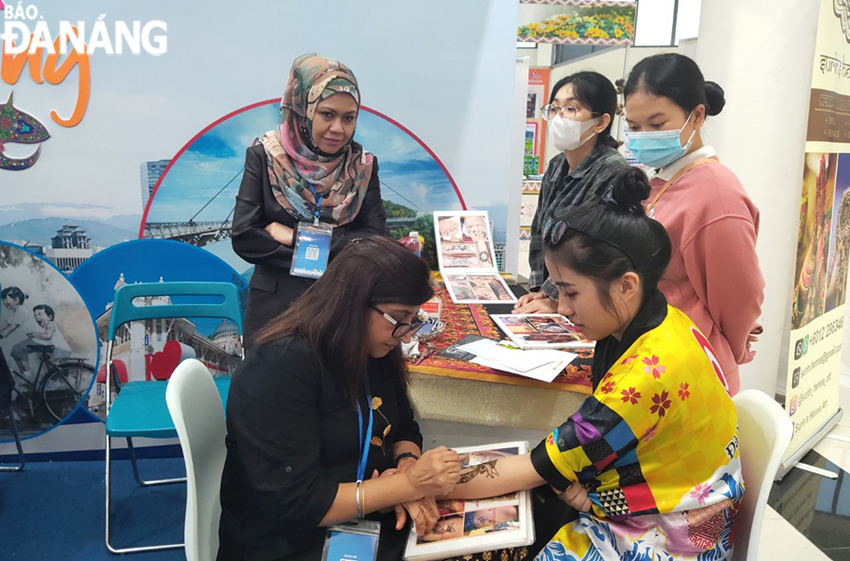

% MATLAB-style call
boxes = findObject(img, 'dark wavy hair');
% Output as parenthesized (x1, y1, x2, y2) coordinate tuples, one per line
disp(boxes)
(253, 236, 434, 402)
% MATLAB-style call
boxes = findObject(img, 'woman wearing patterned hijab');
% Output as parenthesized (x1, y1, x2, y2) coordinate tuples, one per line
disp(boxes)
(233, 53, 387, 346)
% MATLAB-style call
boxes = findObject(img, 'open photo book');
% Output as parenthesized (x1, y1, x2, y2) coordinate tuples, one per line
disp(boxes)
(433, 211, 516, 305)
(403, 442, 534, 561)
(490, 314, 595, 350)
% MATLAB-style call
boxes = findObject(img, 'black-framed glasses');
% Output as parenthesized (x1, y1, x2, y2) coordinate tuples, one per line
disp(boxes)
(370, 304, 427, 338)
(543, 217, 636, 267)
(539, 104, 600, 123)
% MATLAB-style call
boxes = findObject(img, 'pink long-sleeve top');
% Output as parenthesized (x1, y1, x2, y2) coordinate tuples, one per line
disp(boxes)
(647, 146, 765, 394)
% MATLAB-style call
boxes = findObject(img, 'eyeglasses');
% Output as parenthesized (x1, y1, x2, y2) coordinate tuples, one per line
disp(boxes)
(543, 217, 636, 268)
(370, 304, 427, 339)
(539, 104, 600, 123)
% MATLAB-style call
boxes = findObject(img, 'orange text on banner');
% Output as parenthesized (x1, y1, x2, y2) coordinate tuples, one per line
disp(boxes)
(0, 27, 90, 127)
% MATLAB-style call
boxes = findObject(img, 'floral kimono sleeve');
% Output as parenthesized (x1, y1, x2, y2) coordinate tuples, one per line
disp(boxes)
(530, 354, 672, 517)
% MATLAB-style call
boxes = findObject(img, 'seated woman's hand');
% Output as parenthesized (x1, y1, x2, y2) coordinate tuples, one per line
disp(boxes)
(513, 292, 558, 314)
(396, 496, 440, 535)
(405, 446, 460, 498)
(554, 481, 592, 513)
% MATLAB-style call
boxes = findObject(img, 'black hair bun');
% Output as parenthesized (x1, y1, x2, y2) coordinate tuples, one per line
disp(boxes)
(609, 167, 651, 214)
(704, 81, 725, 116)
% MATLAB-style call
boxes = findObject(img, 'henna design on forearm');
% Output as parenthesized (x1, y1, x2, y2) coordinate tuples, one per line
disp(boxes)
(458, 460, 499, 484)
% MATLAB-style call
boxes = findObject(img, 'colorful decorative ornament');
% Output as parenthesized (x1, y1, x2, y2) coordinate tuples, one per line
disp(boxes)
(0, 92, 51, 171)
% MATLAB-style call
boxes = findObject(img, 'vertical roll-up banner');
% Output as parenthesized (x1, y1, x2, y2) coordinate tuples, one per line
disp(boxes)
(780, 0, 850, 478)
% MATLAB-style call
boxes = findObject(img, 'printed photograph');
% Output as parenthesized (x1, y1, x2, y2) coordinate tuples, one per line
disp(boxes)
(526, 92, 537, 119)
(444, 274, 516, 304)
(435, 212, 499, 272)
(0, 243, 97, 440)
(70, 239, 247, 421)
(418, 446, 521, 543)
(825, 153, 850, 312)
(143, 102, 466, 281)
(492, 314, 592, 349)
(792, 153, 837, 329)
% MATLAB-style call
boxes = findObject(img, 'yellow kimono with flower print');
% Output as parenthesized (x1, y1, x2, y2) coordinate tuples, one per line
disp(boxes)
(530, 306, 743, 561)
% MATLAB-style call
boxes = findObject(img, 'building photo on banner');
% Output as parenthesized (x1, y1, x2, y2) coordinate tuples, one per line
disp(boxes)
(780, 0, 850, 478)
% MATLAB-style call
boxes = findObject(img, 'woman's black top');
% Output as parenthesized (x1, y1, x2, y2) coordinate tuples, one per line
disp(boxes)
(218, 336, 422, 561)
(232, 145, 387, 346)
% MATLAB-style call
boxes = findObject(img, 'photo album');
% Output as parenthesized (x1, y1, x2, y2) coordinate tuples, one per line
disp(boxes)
(403, 442, 534, 561)
(433, 211, 516, 305)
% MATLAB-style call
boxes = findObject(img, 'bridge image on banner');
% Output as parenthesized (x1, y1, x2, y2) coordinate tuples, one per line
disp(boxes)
(140, 100, 465, 277)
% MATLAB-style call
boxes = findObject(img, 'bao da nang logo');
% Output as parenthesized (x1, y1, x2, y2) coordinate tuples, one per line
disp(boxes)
(836, 0, 850, 43)
(0, 3, 167, 170)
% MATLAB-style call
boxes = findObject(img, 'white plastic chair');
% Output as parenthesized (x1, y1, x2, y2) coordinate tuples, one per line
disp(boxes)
(732, 389, 793, 561)
(165, 359, 228, 561)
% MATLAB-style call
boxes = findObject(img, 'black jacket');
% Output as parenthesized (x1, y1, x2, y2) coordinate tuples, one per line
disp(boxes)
(232, 145, 387, 344)
(218, 336, 422, 561)
(528, 144, 629, 298)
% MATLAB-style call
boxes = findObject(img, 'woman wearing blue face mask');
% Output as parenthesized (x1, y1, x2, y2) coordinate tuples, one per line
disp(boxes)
(623, 53, 765, 395)
(515, 72, 630, 314)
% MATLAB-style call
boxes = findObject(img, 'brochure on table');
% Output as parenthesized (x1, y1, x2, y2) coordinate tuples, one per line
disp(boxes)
(433, 211, 516, 304)
(403, 442, 534, 561)
(491, 314, 594, 350)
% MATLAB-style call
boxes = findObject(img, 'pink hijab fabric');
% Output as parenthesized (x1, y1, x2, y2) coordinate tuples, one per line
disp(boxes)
(261, 53, 374, 226)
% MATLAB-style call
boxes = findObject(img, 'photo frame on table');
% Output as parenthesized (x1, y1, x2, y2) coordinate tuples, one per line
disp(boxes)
(433, 211, 516, 304)
(433, 211, 499, 271)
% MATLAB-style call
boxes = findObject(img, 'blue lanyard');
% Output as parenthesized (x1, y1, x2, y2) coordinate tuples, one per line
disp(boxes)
(356, 389, 373, 482)
(308, 184, 323, 225)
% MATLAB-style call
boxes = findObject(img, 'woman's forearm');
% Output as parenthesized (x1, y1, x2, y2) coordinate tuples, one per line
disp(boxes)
(446, 454, 544, 499)
(319, 472, 421, 526)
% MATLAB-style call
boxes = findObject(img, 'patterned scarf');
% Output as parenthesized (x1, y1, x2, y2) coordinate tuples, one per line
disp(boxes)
(261, 53, 374, 226)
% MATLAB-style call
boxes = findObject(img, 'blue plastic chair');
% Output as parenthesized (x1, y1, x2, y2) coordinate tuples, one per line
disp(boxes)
(104, 281, 243, 554)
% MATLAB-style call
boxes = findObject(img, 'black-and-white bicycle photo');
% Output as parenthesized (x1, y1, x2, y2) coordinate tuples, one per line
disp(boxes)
(0, 243, 96, 438)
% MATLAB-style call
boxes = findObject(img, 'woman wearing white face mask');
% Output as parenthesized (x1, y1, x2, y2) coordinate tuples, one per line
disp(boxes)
(623, 53, 765, 395)
(515, 72, 629, 314)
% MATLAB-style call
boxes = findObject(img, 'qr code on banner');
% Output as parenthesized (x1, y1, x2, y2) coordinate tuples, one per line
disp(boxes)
(305, 246, 320, 261)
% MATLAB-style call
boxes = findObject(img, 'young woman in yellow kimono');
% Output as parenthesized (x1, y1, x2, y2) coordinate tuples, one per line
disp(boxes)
(447, 168, 744, 561)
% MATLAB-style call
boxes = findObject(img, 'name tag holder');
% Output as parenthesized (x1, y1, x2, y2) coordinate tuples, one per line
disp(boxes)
(290, 221, 333, 279)
(321, 519, 381, 561)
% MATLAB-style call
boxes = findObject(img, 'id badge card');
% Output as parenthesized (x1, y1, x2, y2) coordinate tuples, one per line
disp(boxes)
(290, 222, 333, 279)
(321, 519, 381, 561)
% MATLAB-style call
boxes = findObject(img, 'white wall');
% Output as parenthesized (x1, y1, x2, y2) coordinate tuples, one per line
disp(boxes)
(694, 0, 820, 395)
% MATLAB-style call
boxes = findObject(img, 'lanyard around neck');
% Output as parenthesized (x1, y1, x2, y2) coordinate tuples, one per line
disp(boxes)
(308, 184, 323, 226)
(356, 388, 373, 482)
(646, 158, 716, 213)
